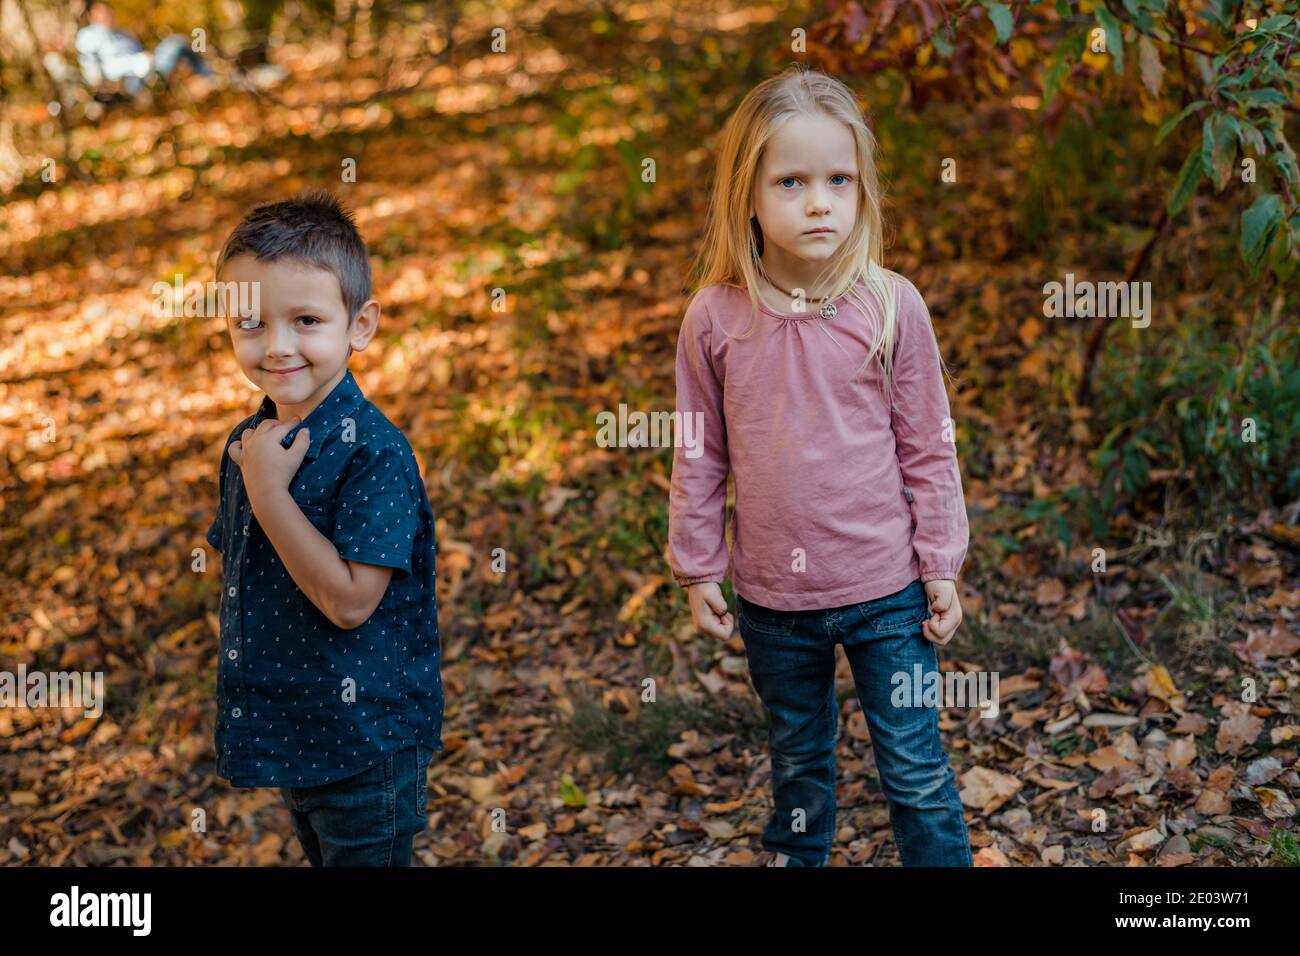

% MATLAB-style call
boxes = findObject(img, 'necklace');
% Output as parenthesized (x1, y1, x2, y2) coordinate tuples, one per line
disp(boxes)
(763, 276, 839, 319)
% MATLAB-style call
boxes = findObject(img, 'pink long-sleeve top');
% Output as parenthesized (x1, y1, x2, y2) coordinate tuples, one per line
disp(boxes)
(667, 273, 969, 611)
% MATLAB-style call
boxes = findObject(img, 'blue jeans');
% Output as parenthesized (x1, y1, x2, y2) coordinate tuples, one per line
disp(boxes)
(146, 35, 212, 87)
(279, 744, 433, 866)
(736, 578, 972, 867)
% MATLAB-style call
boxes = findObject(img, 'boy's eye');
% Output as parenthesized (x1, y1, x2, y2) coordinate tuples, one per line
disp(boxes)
(236, 316, 319, 329)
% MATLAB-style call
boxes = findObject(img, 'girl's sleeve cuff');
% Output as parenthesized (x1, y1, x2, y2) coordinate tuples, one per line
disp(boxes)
(676, 574, 725, 587)
(920, 568, 961, 583)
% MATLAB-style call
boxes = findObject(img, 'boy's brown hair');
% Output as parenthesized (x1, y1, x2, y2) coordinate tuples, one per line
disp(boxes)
(217, 190, 371, 354)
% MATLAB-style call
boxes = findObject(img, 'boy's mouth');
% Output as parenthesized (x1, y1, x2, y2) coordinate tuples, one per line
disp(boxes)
(263, 364, 308, 378)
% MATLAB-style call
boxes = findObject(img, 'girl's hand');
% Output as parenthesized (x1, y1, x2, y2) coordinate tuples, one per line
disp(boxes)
(921, 579, 962, 646)
(687, 582, 734, 640)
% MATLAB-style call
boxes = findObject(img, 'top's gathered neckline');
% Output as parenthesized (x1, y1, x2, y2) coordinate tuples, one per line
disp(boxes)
(751, 279, 863, 320)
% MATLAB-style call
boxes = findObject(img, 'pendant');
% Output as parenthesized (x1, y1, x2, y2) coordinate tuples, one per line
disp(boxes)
(820, 302, 837, 320)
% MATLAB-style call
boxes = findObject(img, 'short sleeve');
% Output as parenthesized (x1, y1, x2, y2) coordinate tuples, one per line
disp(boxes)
(205, 514, 222, 554)
(332, 445, 419, 579)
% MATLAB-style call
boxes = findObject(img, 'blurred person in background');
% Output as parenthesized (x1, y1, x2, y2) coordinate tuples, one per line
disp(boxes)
(74, 1, 213, 98)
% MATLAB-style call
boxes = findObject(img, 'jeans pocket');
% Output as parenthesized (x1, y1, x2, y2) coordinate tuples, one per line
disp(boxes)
(737, 596, 797, 636)
(308, 754, 391, 797)
(861, 579, 930, 633)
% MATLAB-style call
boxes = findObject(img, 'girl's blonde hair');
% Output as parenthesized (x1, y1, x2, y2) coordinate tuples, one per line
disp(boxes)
(688, 64, 912, 408)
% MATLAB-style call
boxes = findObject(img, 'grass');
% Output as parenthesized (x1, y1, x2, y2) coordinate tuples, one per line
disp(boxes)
(952, 607, 1058, 672)
(560, 681, 763, 776)
(1151, 566, 1244, 665)
(1269, 829, 1300, 867)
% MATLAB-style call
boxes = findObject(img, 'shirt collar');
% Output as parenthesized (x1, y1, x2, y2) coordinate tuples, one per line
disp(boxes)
(250, 368, 366, 462)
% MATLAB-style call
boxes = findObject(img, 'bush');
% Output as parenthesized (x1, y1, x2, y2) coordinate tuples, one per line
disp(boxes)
(1093, 318, 1300, 515)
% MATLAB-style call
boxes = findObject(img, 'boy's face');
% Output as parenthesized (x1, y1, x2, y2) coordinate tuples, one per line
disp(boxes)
(219, 255, 379, 421)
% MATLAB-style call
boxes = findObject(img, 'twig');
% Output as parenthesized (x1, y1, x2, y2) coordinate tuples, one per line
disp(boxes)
(1075, 204, 1169, 406)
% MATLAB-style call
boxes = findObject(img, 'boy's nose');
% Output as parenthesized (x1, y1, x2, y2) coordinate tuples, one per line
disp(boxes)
(265, 327, 297, 354)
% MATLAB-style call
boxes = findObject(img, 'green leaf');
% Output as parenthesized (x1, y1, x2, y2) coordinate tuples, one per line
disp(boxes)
(1167, 147, 1203, 217)
(1240, 192, 1285, 275)
(1271, 150, 1300, 190)
(1044, 47, 1070, 109)
(559, 774, 588, 807)
(932, 23, 954, 58)
(1122, 0, 1156, 31)
(1095, 7, 1124, 75)
(1201, 112, 1238, 191)
(1055, 0, 1072, 16)
(1155, 100, 1207, 145)
(1138, 35, 1164, 96)
(1236, 88, 1291, 107)
(1235, 119, 1266, 156)
(1201, 3, 1232, 29)
(1043, 29, 1088, 111)
(984, 2, 1014, 45)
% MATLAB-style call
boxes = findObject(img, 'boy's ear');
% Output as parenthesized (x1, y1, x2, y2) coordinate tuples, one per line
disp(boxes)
(347, 299, 381, 352)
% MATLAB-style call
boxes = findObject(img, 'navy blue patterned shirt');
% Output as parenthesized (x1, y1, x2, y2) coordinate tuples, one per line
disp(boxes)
(206, 368, 444, 788)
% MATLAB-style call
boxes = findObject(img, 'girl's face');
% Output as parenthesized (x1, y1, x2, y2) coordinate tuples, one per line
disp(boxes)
(751, 112, 859, 272)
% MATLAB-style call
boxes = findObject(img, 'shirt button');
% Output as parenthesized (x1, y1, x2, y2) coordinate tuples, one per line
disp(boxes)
(228, 587, 237, 597)
(243, 524, 250, 535)
(227, 649, 238, 660)
(231, 707, 242, 718)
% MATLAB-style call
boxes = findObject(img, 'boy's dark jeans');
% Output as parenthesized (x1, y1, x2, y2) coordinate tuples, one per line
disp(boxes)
(736, 578, 973, 867)
(279, 744, 433, 867)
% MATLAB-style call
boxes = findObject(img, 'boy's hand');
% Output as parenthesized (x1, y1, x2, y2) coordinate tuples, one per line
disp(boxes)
(229, 417, 310, 506)
(921, 579, 962, 645)
(687, 582, 733, 640)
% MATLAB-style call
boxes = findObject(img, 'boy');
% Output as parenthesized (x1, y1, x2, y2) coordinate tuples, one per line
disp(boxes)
(205, 190, 443, 866)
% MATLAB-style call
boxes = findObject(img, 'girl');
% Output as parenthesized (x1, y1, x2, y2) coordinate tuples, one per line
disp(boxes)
(667, 65, 972, 867)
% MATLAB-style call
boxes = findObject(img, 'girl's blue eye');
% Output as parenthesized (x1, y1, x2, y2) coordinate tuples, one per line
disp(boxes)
(831, 174, 850, 186)
(780, 177, 800, 188)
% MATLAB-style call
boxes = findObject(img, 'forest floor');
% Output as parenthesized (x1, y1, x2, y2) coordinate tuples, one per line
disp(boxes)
(1, 1, 1297, 866)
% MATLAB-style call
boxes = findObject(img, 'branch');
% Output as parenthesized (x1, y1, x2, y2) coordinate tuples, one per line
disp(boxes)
(1075, 204, 1170, 407)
